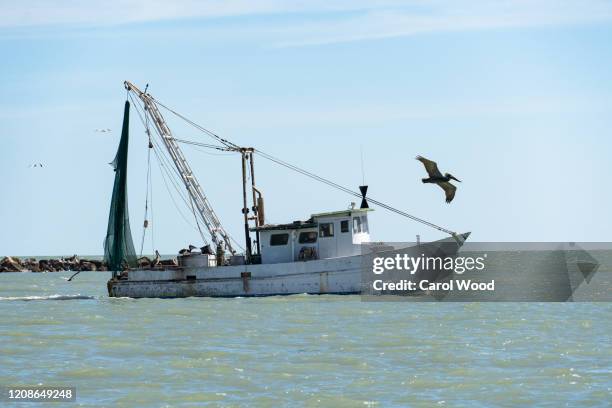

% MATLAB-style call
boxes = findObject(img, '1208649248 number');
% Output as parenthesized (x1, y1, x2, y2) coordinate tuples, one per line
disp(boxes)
(3, 387, 76, 402)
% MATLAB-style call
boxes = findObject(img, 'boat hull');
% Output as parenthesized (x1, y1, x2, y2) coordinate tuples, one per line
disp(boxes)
(107, 234, 469, 298)
(108, 257, 362, 298)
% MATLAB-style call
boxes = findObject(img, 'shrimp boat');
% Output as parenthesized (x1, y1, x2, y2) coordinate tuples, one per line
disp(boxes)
(106, 82, 469, 298)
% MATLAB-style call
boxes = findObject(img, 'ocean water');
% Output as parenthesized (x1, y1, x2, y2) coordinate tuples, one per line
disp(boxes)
(0, 272, 611, 407)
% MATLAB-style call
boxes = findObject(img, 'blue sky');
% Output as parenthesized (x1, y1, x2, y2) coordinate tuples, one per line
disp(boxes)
(1, 1, 611, 256)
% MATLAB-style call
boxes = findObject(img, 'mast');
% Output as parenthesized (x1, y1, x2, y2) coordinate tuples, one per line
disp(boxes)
(240, 149, 252, 262)
(249, 151, 262, 256)
(124, 81, 236, 254)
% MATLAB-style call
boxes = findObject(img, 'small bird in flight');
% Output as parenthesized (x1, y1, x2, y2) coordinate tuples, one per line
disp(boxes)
(28, 163, 44, 168)
(95, 128, 112, 133)
(416, 156, 461, 203)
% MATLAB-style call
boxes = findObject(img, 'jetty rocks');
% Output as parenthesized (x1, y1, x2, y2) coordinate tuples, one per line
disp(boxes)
(0, 256, 107, 273)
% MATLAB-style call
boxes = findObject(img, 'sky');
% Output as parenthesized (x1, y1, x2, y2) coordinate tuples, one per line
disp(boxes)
(1, 0, 611, 256)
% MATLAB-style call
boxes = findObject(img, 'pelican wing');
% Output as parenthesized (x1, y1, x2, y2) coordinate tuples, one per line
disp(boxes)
(416, 156, 443, 178)
(437, 182, 457, 203)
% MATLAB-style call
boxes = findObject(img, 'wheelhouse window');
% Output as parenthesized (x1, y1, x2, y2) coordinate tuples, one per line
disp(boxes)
(361, 216, 369, 233)
(353, 217, 362, 234)
(299, 231, 318, 244)
(319, 223, 334, 238)
(340, 220, 350, 233)
(270, 233, 289, 246)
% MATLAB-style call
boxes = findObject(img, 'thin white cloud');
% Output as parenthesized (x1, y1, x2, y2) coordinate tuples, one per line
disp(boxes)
(271, 0, 612, 47)
(0, 0, 411, 27)
(1, 0, 611, 47)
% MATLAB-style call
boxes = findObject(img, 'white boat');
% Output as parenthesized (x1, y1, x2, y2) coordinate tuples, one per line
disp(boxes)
(106, 82, 469, 298)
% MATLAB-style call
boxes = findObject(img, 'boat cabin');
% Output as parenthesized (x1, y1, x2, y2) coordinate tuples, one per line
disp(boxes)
(254, 208, 372, 264)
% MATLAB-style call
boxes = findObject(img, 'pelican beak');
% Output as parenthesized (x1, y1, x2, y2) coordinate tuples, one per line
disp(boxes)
(450, 175, 462, 182)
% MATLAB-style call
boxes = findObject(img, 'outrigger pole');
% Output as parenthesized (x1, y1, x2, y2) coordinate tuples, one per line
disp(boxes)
(124, 81, 238, 255)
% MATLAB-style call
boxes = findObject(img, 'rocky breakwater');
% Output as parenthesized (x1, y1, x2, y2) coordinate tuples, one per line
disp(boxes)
(0, 256, 107, 273)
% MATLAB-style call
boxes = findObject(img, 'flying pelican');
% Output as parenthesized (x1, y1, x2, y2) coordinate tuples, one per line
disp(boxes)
(416, 156, 461, 203)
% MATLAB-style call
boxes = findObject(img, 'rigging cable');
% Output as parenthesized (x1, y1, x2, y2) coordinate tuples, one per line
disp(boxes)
(146, 99, 156, 254)
(130, 95, 190, 190)
(139, 101, 155, 257)
(173, 138, 232, 152)
(128, 93, 245, 250)
(254, 149, 456, 236)
(149, 141, 155, 253)
(139, 138, 152, 256)
(131, 94, 244, 246)
(152, 141, 210, 243)
(189, 194, 207, 246)
(131, 94, 203, 217)
(129, 93, 211, 243)
(166, 134, 456, 235)
(154, 100, 240, 151)
(129, 90, 456, 237)
(183, 144, 235, 157)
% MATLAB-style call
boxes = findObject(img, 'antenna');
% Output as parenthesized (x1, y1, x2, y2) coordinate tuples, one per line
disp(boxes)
(359, 145, 369, 209)
(360, 145, 366, 185)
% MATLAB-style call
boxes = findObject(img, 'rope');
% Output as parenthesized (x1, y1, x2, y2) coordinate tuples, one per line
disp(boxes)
(139, 140, 152, 257)
(149, 141, 155, 252)
(146, 99, 155, 254)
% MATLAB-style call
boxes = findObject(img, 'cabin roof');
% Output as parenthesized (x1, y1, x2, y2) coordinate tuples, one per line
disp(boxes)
(251, 220, 317, 232)
(251, 208, 373, 232)
(311, 208, 373, 218)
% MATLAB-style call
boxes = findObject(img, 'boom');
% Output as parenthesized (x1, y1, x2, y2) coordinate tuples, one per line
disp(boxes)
(124, 81, 236, 254)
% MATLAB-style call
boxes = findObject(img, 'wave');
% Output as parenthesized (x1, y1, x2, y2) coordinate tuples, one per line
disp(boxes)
(0, 294, 96, 301)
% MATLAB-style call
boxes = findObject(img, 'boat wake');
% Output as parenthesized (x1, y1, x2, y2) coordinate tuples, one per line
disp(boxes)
(0, 294, 96, 301)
